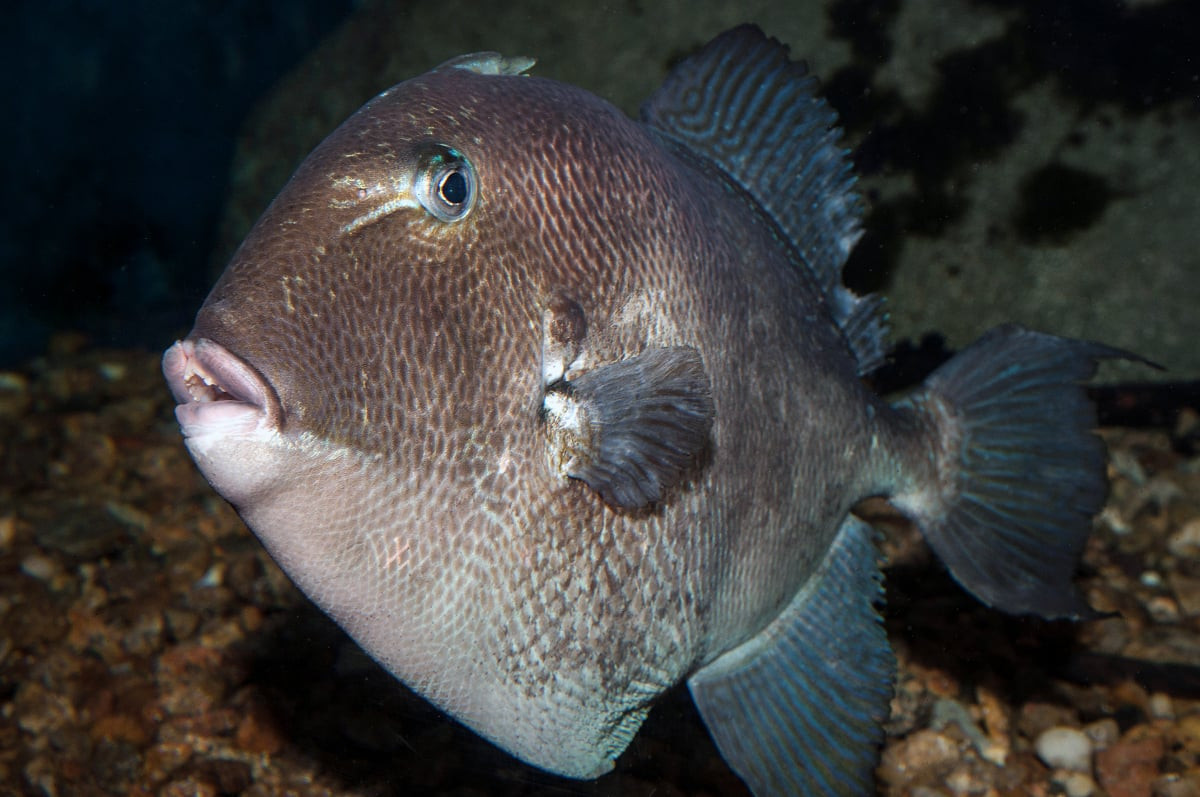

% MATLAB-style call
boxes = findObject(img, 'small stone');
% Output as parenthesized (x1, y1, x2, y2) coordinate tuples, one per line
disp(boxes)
(878, 729, 960, 784)
(909, 789, 949, 797)
(20, 552, 62, 583)
(976, 683, 1011, 766)
(1176, 407, 1200, 439)
(98, 361, 127, 381)
(34, 502, 131, 561)
(0, 371, 31, 418)
(944, 764, 987, 794)
(123, 610, 165, 657)
(1168, 517, 1200, 558)
(14, 682, 76, 735)
(47, 331, 88, 356)
(1020, 702, 1080, 740)
(0, 515, 16, 552)
(1060, 771, 1099, 797)
(164, 609, 199, 641)
(1149, 693, 1174, 721)
(91, 713, 150, 746)
(931, 698, 992, 760)
(23, 755, 58, 797)
(1056, 772, 1099, 797)
(238, 605, 264, 633)
(1036, 726, 1093, 772)
(1084, 718, 1121, 750)
(235, 703, 285, 755)
(104, 501, 151, 531)
(160, 777, 218, 797)
(193, 758, 252, 794)
(142, 742, 193, 786)
(1169, 572, 1200, 617)
(1146, 595, 1181, 623)
(1154, 772, 1200, 797)
(1082, 615, 1131, 654)
(1178, 713, 1200, 746)
(1096, 728, 1164, 797)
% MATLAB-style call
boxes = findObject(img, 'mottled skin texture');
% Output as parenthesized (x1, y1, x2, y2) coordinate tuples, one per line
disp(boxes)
(182, 66, 923, 776)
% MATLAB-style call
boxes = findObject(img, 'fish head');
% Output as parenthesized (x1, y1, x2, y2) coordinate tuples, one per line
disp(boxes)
(162, 55, 694, 777)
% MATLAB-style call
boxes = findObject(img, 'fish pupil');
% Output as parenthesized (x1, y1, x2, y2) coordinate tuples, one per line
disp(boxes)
(439, 170, 467, 205)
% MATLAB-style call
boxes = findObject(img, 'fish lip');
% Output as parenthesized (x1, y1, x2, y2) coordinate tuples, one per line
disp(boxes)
(162, 338, 283, 436)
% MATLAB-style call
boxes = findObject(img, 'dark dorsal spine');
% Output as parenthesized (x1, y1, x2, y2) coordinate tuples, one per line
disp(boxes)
(640, 24, 888, 374)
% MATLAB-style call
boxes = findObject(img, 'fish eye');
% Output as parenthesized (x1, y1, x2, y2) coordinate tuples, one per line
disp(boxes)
(416, 145, 477, 222)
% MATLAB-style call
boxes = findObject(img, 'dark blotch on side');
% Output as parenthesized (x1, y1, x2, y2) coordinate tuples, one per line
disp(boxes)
(828, 0, 901, 64)
(546, 293, 587, 348)
(825, 0, 1198, 294)
(1012, 163, 1114, 245)
(826, 36, 1029, 295)
(975, 0, 1200, 111)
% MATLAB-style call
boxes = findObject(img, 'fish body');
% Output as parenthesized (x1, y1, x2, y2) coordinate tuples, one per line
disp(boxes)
(164, 26, 1128, 794)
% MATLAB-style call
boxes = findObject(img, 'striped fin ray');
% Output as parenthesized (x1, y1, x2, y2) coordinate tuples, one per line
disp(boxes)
(688, 515, 892, 795)
(641, 24, 888, 373)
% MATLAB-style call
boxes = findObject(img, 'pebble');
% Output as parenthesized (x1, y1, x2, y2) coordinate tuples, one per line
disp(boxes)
(1142, 570, 1165, 589)
(34, 502, 130, 560)
(1065, 772, 1099, 797)
(1036, 726, 1093, 773)
(20, 552, 62, 583)
(0, 370, 31, 418)
(879, 729, 960, 782)
(1155, 773, 1200, 797)
(1146, 595, 1181, 623)
(0, 514, 16, 552)
(1052, 770, 1099, 797)
(1149, 693, 1175, 721)
(1169, 571, 1200, 617)
(1020, 702, 1080, 739)
(1084, 718, 1121, 750)
(1168, 517, 1200, 558)
(4, 329, 1200, 795)
(1178, 714, 1200, 745)
(235, 703, 286, 755)
(1096, 729, 1164, 797)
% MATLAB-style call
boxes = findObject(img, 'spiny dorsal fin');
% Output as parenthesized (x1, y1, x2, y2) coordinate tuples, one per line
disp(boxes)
(434, 52, 536, 76)
(641, 24, 888, 374)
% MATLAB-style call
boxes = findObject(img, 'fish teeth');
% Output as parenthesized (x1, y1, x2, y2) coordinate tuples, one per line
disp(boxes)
(182, 362, 228, 402)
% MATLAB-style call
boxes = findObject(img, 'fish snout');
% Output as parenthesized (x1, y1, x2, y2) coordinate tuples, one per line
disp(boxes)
(162, 338, 283, 440)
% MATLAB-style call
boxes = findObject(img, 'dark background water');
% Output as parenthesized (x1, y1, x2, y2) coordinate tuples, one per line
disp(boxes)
(0, 0, 358, 367)
(2, 0, 1198, 373)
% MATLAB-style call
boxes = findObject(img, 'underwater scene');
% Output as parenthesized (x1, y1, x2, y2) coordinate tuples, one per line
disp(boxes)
(3, 1, 1200, 794)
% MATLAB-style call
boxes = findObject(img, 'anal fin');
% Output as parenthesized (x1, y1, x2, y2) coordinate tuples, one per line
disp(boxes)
(688, 516, 892, 796)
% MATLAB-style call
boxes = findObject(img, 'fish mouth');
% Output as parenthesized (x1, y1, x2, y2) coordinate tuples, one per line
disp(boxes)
(162, 338, 283, 438)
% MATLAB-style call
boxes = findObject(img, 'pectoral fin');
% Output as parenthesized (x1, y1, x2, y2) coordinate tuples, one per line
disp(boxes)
(541, 346, 713, 509)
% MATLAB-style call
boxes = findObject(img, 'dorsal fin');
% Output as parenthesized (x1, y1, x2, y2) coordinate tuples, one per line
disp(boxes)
(641, 25, 888, 373)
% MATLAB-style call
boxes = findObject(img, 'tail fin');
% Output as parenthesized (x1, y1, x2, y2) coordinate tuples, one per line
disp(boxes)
(891, 324, 1143, 619)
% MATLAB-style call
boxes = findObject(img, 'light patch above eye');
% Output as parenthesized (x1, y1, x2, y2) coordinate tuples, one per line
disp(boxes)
(334, 145, 478, 235)
(332, 173, 420, 235)
(341, 194, 420, 235)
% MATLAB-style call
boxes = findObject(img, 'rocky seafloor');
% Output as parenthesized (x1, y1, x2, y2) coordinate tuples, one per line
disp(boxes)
(2, 336, 1200, 797)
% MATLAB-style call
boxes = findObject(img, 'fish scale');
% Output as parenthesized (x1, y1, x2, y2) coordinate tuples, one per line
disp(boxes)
(163, 23, 1141, 795)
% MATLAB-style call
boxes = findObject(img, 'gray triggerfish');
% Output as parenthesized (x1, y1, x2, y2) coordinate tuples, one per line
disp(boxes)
(163, 25, 1134, 795)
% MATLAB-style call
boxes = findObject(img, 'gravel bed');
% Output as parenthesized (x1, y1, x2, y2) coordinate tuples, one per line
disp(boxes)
(2, 337, 1198, 796)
